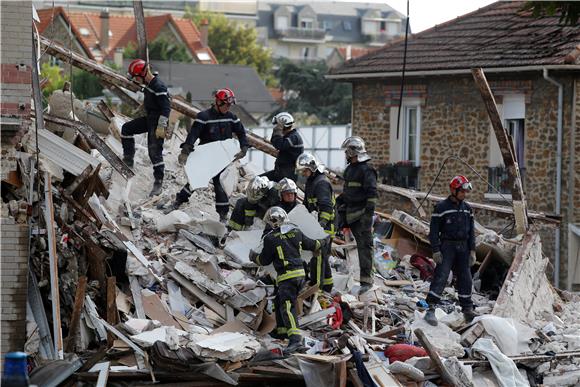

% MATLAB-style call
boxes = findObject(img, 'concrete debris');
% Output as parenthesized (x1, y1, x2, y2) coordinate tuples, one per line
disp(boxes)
(12, 79, 578, 387)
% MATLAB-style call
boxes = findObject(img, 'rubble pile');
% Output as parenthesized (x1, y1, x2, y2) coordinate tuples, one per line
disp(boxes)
(3, 97, 579, 387)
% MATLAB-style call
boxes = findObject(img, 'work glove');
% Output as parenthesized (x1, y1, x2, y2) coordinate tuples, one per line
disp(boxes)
(432, 251, 443, 265)
(178, 143, 194, 165)
(469, 250, 477, 267)
(249, 248, 259, 263)
(234, 145, 249, 161)
(155, 116, 169, 139)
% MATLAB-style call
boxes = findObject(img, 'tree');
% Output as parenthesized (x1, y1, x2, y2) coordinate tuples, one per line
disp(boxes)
(276, 59, 351, 125)
(522, 1, 580, 25)
(124, 38, 191, 62)
(72, 69, 102, 99)
(40, 62, 69, 98)
(184, 7, 274, 85)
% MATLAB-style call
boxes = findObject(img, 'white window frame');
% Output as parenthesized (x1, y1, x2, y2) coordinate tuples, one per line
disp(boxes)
(300, 17, 314, 29)
(402, 104, 421, 166)
(276, 15, 289, 30)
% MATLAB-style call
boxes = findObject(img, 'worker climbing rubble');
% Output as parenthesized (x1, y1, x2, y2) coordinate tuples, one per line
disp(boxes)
(121, 59, 171, 197)
(261, 112, 304, 182)
(296, 152, 336, 292)
(249, 207, 324, 355)
(424, 175, 477, 326)
(172, 88, 249, 221)
(337, 136, 378, 295)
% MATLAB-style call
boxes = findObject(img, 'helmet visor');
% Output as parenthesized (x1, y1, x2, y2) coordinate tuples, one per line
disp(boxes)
(461, 182, 473, 191)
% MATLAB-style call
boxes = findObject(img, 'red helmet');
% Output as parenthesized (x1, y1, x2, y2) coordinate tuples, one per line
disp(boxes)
(128, 59, 148, 79)
(450, 175, 472, 192)
(215, 88, 236, 106)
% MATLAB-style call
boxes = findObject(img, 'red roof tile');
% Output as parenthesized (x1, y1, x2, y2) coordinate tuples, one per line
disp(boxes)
(330, 1, 580, 77)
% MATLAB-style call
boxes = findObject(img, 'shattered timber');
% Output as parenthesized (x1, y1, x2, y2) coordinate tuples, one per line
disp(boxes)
(1, 3, 579, 387)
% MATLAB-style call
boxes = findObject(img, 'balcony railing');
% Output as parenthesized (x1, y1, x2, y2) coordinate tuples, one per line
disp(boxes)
(487, 166, 526, 194)
(365, 33, 397, 45)
(275, 27, 326, 41)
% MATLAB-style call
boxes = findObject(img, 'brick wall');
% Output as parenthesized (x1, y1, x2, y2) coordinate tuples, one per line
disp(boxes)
(352, 73, 577, 287)
(1, 0, 32, 360)
(0, 218, 29, 355)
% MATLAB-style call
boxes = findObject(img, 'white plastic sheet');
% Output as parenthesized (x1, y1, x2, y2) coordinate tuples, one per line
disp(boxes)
(475, 315, 536, 356)
(185, 139, 239, 190)
(471, 338, 529, 387)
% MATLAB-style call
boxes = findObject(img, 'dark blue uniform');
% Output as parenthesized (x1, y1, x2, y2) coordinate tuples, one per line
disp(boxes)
(252, 227, 321, 337)
(176, 106, 249, 216)
(262, 129, 304, 182)
(304, 171, 336, 291)
(121, 76, 171, 180)
(227, 187, 279, 231)
(426, 196, 475, 310)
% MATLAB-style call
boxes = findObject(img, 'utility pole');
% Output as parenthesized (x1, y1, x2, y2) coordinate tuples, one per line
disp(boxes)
(472, 68, 529, 234)
(133, 0, 149, 62)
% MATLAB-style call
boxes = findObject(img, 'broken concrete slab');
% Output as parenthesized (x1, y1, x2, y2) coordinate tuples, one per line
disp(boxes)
(185, 138, 239, 190)
(411, 312, 464, 358)
(155, 210, 192, 232)
(224, 229, 263, 264)
(287, 204, 327, 240)
(190, 332, 261, 362)
(130, 326, 188, 348)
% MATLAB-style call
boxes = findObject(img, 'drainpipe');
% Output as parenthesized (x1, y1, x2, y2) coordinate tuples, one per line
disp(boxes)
(543, 68, 563, 286)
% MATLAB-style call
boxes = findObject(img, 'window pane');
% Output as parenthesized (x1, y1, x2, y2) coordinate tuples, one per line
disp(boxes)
(406, 107, 417, 163)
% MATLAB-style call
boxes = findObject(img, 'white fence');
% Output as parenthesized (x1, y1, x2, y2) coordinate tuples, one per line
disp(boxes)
(247, 124, 352, 173)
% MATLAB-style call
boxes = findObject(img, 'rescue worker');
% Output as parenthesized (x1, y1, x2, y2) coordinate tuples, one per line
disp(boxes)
(296, 152, 335, 292)
(121, 59, 170, 197)
(424, 175, 477, 326)
(171, 88, 249, 221)
(277, 178, 298, 214)
(337, 137, 377, 295)
(249, 207, 323, 354)
(262, 112, 304, 182)
(227, 176, 278, 231)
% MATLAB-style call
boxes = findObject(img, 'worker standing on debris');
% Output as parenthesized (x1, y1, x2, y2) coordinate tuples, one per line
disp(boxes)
(277, 178, 298, 214)
(262, 112, 304, 182)
(296, 152, 335, 292)
(425, 175, 477, 326)
(122, 59, 171, 197)
(227, 176, 277, 231)
(250, 207, 323, 354)
(172, 88, 249, 221)
(337, 137, 377, 295)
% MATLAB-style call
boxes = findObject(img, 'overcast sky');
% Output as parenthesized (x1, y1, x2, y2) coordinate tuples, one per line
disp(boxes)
(383, 0, 497, 33)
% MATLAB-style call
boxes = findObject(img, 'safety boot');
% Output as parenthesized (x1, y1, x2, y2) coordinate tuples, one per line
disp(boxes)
(424, 307, 438, 326)
(358, 283, 372, 296)
(149, 179, 163, 197)
(284, 335, 305, 355)
(463, 306, 477, 324)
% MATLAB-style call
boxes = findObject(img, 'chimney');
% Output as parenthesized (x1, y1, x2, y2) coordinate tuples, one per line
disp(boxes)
(346, 45, 352, 60)
(100, 9, 110, 54)
(200, 18, 209, 48)
(114, 48, 124, 68)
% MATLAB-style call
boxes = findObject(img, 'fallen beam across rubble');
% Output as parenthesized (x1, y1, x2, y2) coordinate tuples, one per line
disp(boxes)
(38, 34, 559, 227)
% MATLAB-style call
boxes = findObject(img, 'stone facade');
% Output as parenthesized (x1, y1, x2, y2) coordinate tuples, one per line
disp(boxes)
(352, 72, 579, 287)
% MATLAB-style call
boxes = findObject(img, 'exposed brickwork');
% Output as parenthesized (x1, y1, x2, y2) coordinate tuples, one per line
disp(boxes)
(352, 73, 578, 287)
(1, 0, 32, 360)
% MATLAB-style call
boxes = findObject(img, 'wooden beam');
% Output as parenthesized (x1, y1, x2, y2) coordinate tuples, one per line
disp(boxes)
(107, 277, 118, 347)
(472, 68, 528, 233)
(44, 172, 64, 359)
(170, 271, 227, 320)
(132, 0, 149, 62)
(64, 276, 87, 353)
(44, 114, 134, 180)
(414, 328, 458, 386)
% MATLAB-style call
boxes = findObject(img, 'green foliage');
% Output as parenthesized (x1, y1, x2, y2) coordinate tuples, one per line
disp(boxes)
(40, 62, 69, 98)
(124, 38, 191, 62)
(275, 59, 351, 125)
(71, 69, 102, 99)
(522, 1, 580, 25)
(184, 7, 274, 84)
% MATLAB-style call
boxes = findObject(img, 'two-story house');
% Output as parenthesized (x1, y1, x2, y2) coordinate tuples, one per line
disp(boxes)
(257, 1, 407, 62)
(329, 1, 580, 289)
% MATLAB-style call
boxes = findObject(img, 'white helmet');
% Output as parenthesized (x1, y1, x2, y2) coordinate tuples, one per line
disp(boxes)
(263, 206, 288, 229)
(272, 112, 294, 130)
(277, 178, 297, 197)
(341, 136, 370, 162)
(296, 152, 324, 173)
(246, 176, 271, 203)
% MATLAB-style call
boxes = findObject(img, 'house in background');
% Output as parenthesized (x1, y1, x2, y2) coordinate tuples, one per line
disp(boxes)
(327, 45, 376, 68)
(329, 1, 580, 288)
(36, 6, 217, 65)
(257, 1, 406, 62)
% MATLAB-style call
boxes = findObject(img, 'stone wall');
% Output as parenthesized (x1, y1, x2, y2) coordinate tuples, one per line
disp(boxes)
(352, 72, 578, 287)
